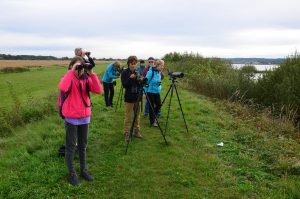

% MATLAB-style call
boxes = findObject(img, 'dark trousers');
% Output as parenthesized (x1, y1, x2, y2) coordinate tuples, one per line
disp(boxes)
(147, 93, 161, 125)
(103, 82, 114, 107)
(65, 122, 88, 174)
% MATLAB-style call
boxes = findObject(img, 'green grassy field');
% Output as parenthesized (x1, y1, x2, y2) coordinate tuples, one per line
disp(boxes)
(0, 64, 107, 109)
(0, 64, 299, 198)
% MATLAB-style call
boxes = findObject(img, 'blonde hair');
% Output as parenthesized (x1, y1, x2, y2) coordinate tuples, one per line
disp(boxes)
(114, 61, 121, 68)
(74, 48, 83, 56)
(155, 59, 164, 67)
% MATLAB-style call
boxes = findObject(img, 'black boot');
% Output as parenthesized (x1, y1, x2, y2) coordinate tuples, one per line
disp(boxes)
(80, 169, 94, 181)
(68, 172, 80, 186)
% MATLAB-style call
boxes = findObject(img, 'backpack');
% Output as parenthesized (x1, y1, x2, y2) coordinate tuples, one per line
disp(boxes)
(58, 81, 73, 119)
(58, 144, 78, 157)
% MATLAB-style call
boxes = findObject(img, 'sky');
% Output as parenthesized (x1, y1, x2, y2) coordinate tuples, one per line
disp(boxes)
(0, 0, 299, 58)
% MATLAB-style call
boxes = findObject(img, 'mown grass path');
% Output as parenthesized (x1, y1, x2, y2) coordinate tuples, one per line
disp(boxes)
(0, 66, 299, 198)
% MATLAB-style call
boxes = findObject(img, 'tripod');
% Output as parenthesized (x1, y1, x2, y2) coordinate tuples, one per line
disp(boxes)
(162, 77, 189, 135)
(125, 85, 168, 154)
(115, 84, 124, 112)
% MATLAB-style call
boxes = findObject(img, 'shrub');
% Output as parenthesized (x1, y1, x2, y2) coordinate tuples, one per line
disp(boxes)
(0, 82, 57, 137)
(163, 52, 300, 127)
(0, 67, 30, 73)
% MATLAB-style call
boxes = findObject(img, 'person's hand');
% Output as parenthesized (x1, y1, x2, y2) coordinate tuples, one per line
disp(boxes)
(129, 74, 136, 79)
(85, 51, 91, 57)
(86, 69, 93, 75)
(74, 69, 84, 77)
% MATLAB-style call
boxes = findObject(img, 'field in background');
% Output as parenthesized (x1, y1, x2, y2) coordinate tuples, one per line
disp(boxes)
(0, 63, 107, 109)
(0, 60, 110, 68)
(0, 60, 69, 68)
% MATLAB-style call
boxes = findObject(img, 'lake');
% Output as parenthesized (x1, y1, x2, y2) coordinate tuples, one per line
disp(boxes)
(232, 64, 278, 71)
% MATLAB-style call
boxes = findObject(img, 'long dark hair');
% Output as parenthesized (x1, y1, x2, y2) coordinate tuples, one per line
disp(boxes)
(68, 56, 85, 70)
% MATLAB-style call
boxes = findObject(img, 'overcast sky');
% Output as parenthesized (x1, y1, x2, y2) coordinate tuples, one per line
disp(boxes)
(0, 0, 299, 58)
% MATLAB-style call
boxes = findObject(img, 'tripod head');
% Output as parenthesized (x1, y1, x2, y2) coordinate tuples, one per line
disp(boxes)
(167, 70, 184, 81)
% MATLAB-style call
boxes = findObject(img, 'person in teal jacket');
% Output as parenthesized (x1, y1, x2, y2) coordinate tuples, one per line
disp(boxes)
(102, 61, 121, 107)
(143, 57, 155, 117)
(146, 60, 163, 126)
(136, 60, 146, 77)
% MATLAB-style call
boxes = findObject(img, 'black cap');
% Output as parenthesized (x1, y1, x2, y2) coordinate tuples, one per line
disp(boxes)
(148, 57, 155, 61)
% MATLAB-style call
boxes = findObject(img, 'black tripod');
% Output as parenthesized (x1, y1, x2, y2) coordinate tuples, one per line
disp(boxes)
(162, 77, 189, 135)
(115, 84, 124, 112)
(125, 85, 168, 154)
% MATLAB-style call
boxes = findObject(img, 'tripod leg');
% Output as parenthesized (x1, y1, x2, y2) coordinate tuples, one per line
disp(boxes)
(161, 84, 172, 106)
(125, 89, 142, 154)
(115, 85, 122, 112)
(144, 90, 168, 145)
(174, 84, 189, 133)
(164, 84, 174, 136)
(141, 96, 143, 113)
(120, 86, 123, 108)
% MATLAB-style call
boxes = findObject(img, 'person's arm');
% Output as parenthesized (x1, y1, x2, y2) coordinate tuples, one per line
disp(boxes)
(143, 68, 148, 76)
(121, 71, 129, 88)
(59, 70, 74, 92)
(146, 70, 153, 84)
(107, 66, 119, 79)
(87, 56, 95, 67)
(121, 70, 134, 88)
(88, 73, 103, 94)
(161, 69, 165, 80)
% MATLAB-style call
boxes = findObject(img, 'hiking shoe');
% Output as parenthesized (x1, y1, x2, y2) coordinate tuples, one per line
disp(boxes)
(124, 132, 130, 142)
(68, 172, 80, 186)
(80, 170, 94, 181)
(153, 120, 158, 127)
(133, 131, 143, 138)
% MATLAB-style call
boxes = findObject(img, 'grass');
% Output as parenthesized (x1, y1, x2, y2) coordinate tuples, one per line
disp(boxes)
(0, 65, 299, 198)
(0, 63, 107, 109)
(0, 63, 107, 136)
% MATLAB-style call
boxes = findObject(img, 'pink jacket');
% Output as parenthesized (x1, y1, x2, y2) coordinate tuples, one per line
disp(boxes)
(58, 70, 103, 118)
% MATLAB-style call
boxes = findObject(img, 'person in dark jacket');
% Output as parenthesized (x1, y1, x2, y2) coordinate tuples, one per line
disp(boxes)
(121, 55, 143, 141)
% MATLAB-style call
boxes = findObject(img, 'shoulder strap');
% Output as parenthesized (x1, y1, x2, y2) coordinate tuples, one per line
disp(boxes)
(86, 78, 93, 107)
(78, 78, 91, 108)
(148, 69, 155, 84)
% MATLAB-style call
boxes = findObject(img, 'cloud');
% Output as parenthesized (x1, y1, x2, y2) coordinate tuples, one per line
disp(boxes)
(0, 0, 300, 57)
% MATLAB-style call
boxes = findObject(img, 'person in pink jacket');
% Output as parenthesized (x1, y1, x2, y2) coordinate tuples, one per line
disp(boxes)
(59, 56, 103, 186)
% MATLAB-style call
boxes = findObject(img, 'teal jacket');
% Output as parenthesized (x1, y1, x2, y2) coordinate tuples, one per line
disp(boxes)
(136, 65, 146, 76)
(102, 63, 119, 83)
(145, 67, 161, 94)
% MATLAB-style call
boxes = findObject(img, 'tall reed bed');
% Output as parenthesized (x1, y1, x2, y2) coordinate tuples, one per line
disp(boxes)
(163, 52, 300, 127)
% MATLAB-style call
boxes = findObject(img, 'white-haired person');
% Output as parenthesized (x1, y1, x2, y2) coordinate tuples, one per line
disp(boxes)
(73, 47, 95, 70)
